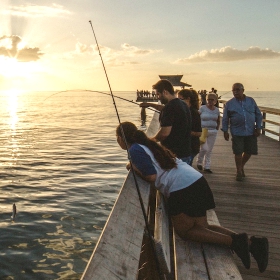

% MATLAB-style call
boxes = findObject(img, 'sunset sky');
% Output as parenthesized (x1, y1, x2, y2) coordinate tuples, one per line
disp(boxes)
(0, 0, 280, 92)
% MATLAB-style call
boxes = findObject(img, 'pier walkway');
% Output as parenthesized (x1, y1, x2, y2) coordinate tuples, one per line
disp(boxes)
(201, 131, 280, 280)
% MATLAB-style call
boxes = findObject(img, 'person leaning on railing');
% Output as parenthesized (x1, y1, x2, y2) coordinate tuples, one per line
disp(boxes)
(116, 121, 269, 273)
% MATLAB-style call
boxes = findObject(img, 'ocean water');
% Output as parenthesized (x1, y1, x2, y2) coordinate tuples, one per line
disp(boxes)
(0, 90, 279, 279)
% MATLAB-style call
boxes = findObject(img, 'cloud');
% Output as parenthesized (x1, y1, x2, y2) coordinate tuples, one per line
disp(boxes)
(0, 35, 43, 62)
(175, 46, 280, 63)
(75, 42, 91, 54)
(65, 41, 160, 66)
(1, 3, 72, 18)
(121, 43, 161, 56)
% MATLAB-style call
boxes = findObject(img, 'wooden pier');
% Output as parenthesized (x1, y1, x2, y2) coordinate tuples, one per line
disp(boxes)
(81, 103, 280, 279)
(202, 131, 280, 280)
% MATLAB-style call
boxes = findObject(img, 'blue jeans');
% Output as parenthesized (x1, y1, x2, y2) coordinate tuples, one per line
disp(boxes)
(188, 154, 195, 166)
(180, 155, 192, 166)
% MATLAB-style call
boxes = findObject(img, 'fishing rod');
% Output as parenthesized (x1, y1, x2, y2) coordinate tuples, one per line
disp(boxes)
(89, 20, 164, 279)
(218, 90, 231, 98)
(43, 89, 160, 114)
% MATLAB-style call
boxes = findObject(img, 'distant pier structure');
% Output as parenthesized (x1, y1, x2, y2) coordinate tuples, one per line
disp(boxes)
(136, 89, 157, 102)
(136, 75, 192, 102)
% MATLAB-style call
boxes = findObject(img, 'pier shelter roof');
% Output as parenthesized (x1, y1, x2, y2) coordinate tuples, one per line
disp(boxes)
(159, 75, 192, 88)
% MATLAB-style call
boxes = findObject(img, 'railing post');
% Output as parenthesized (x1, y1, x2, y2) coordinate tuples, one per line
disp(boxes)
(262, 112, 266, 135)
(141, 106, 147, 126)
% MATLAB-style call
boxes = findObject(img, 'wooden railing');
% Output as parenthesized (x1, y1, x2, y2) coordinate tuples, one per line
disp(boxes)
(218, 100, 280, 141)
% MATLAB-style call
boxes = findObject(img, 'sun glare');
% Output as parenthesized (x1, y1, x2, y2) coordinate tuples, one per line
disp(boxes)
(0, 56, 41, 78)
(17, 40, 26, 50)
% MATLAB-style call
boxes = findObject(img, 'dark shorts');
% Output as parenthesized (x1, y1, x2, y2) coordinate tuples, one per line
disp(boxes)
(167, 176, 216, 217)
(232, 135, 258, 155)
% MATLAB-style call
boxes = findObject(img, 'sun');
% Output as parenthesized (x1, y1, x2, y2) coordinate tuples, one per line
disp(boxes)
(5, 88, 23, 96)
(0, 56, 41, 78)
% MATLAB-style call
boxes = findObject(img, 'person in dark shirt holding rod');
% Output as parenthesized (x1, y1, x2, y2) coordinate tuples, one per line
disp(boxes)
(140, 79, 192, 164)
(222, 83, 263, 181)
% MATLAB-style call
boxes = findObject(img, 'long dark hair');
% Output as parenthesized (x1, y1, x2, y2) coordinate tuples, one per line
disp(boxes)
(116, 122, 177, 170)
(178, 89, 200, 110)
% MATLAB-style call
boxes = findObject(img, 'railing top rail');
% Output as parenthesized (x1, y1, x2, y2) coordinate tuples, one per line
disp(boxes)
(258, 107, 280, 115)
(219, 100, 280, 115)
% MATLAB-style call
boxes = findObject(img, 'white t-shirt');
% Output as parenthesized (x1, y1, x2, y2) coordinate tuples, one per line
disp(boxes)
(199, 105, 220, 130)
(138, 144, 202, 198)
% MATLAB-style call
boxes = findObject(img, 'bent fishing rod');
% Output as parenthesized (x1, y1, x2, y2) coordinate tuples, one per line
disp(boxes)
(43, 89, 159, 114)
(89, 20, 164, 279)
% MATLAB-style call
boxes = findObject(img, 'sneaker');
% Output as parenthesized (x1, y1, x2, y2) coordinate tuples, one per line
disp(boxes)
(204, 169, 213, 173)
(236, 173, 244, 181)
(231, 233, 251, 269)
(250, 236, 269, 273)
(197, 164, 203, 170)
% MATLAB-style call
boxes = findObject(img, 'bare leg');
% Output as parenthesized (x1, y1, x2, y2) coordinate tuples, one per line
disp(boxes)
(184, 225, 232, 246)
(236, 152, 251, 174)
(171, 213, 233, 246)
(235, 154, 243, 174)
(207, 224, 251, 245)
(172, 213, 253, 270)
(242, 152, 251, 169)
(208, 224, 236, 236)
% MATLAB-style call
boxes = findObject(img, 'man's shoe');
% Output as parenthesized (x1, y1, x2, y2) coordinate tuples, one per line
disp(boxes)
(197, 164, 203, 170)
(236, 173, 244, 181)
(231, 233, 251, 269)
(204, 169, 213, 173)
(250, 236, 269, 273)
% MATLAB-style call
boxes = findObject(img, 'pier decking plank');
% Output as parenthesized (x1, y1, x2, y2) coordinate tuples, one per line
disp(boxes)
(200, 132, 280, 280)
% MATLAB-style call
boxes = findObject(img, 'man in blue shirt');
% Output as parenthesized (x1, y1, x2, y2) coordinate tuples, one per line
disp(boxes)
(222, 83, 262, 181)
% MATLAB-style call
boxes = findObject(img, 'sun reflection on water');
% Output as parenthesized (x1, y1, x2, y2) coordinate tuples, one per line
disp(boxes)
(5, 89, 20, 130)
(4, 89, 22, 165)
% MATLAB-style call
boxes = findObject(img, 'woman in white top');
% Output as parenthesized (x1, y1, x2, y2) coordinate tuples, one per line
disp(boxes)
(197, 93, 220, 173)
(115, 121, 269, 272)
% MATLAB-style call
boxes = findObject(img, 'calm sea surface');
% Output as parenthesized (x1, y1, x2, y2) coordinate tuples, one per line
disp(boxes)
(0, 90, 279, 279)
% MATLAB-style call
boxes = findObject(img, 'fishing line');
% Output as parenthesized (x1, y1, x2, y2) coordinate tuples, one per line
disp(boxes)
(43, 89, 159, 114)
(218, 90, 231, 98)
(89, 20, 164, 279)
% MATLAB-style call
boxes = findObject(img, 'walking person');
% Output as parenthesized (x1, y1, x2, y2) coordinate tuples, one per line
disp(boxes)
(199, 90, 207, 105)
(116, 121, 269, 273)
(140, 79, 192, 164)
(197, 93, 220, 173)
(222, 83, 263, 181)
(178, 89, 202, 166)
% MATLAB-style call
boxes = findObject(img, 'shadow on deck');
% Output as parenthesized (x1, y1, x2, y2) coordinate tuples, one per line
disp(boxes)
(198, 132, 280, 280)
